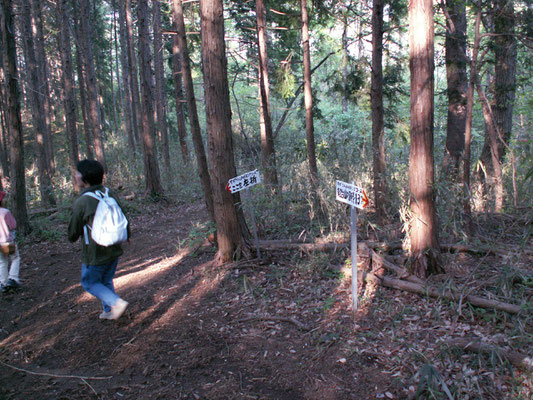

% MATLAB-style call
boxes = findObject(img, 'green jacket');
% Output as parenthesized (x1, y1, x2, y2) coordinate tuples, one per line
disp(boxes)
(68, 184, 127, 265)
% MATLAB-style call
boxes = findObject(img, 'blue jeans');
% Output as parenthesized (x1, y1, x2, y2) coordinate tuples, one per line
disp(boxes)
(81, 259, 119, 312)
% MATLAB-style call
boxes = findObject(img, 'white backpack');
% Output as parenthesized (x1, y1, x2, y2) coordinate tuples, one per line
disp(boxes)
(83, 188, 128, 246)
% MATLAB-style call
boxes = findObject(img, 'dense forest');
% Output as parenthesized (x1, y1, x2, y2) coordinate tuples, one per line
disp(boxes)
(0, 0, 532, 398)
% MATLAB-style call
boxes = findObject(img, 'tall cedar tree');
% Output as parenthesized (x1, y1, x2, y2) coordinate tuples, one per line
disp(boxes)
(371, 0, 388, 222)
(200, 0, 248, 263)
(408, 0, 443, 277)
(463, 10, 482, 235)
(72, 3, 93, 160)
(256, 0, 278, 189)
(32, 0, 54, 173)
(124, 0, 142, 148)
(137, 0, 163, 196)
(478, 0, 517, 212)
(153, 0, 171, 176)
(171, 37, 190, 167)
(443, 0, 467, 177)
(172, 0, 214, 221)
(300, 0, 318, 187)
(21, 0, 56, 206)
(78, 0, 107, 170)
(57, 0, 80, 190)
(0, 0, 29, 233)
(116, 0, 136, 153)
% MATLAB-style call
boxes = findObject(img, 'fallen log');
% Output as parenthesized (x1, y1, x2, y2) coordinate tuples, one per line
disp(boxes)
(258, 240, 350, 253)
(445, 338, 533, 370)
(360, 242, 424, 285)
(376, 275, 527, 315)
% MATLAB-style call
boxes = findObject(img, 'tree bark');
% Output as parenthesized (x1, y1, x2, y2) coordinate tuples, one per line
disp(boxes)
(408, 0, 442, 277)
(78, 0, 106, 170)
(0, 0, 29, 233)
(200, 0, 248, 263)
(137, 0, 163, 197)
(57, 0, 80, 191)
(256, 0, 278, 190)
(21, 0, 56, 206)
(124, 0, 142, 148)
(371, 0, 388, 222)
(300, 0, 318, 187)
(153, 0, 171, 177)
(443, 0, 467, 178)
(172, 0, 214, 221)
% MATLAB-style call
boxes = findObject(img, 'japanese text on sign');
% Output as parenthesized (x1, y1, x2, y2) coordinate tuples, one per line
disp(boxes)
(227, 170, 261, 193)
(335, 180, 368, 210)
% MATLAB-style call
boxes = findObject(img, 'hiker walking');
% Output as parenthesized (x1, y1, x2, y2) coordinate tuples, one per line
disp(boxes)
(68, 159, 129, 320)
(0, 190, 21, 293)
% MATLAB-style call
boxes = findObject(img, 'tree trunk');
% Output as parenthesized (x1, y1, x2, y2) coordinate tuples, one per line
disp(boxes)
(78, 0, 106, 170)
(32, 0, 54, 174)
(443, 0, 467, 178)
(300, 0, 318, 187)
(0, 15, 11, 183)
(153, 0, 171, 177)
(72, 4, 93, 160)
(200, 0, 248, 263)
(478, 0, 517, 212)
(463, 10, 482, 236)
(58, 0, 80, 191)
(116, 0, 136, 153)
(371, 0, 388, 222)
(408, 0, 442, 278)
(171, 35, 190, 167)
(256, 0, 278, 190)
(172, 0, 214, 221)
(124, 0, 142, 148)
(21, 0, 56, 206)
(137, 0, 163, 197)
(0, 0, 29, 233)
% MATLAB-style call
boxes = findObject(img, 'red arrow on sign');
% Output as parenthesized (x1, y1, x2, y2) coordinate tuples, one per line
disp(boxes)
(362, 190, 369, 209)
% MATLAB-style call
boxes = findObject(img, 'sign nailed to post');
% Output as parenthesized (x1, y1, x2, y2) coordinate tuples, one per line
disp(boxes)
(226, 169, 261, 193)
(336, 180, 369, 210)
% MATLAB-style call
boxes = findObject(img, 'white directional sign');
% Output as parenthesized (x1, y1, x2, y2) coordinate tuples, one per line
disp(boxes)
(335, 180, 369, 210)
(226, 170, 261, 193)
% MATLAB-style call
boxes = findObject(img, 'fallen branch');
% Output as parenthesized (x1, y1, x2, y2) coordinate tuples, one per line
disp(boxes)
(445, 338, 533, 370)
(237, 315, 310, 331)
(0, 361, 112, 380)
(360, 242, 424, 285)
(375, 275, 527, 315)
(258, 240, 349, 253)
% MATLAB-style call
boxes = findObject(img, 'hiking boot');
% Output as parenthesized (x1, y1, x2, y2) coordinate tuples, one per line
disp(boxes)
(7, 279, 20, 289)
(99, 311, 113, 320)
(0, 284, 8, 293)
(109, 299, 128, 320)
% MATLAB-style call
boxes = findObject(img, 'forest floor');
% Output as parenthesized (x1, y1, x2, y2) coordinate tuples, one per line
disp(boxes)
(0, 199, 531, 399)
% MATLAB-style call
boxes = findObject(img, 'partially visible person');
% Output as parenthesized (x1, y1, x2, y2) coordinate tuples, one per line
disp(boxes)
(0, 190, 21, 293)
(68, 160, 129, 320)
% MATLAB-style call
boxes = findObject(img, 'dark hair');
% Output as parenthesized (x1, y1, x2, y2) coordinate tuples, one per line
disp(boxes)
(76, 159, 104, 185)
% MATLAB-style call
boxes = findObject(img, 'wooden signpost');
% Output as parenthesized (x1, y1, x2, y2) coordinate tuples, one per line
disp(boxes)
(227, 170, 262, 258)
(335, 180, 369, 312)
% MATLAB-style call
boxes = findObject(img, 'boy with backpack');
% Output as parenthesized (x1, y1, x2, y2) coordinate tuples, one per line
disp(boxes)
(68, 159, 129, 320)
(0, 190, 21, 293)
